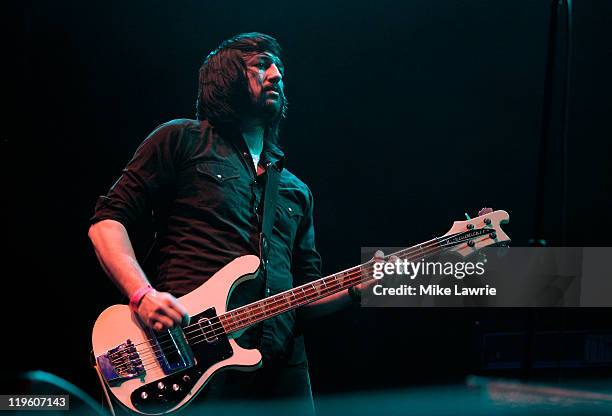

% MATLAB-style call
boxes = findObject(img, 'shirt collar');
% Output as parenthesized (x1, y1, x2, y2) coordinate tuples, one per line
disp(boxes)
(214, 122, 286, 171)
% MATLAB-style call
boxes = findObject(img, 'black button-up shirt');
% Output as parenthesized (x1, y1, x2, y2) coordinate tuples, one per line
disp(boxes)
(91, 119, 322, 365)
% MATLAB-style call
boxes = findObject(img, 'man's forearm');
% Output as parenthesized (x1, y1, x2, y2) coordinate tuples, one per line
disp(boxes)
(88, 219, 150, 297)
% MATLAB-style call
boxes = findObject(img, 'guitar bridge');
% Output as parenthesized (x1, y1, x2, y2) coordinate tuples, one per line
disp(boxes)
(97, 339, 145, 385)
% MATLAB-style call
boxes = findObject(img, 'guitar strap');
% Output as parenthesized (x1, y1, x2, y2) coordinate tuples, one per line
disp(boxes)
(259, 158, 284, 279)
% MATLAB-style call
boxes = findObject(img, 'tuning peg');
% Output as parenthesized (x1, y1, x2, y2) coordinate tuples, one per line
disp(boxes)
(478, 207, 493, 216)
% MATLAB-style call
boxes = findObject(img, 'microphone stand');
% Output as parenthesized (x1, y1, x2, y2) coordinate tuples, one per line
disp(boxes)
(525, 0, 573, 381)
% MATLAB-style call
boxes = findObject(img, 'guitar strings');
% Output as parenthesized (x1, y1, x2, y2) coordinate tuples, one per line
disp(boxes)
(110, 258, 381, 371)
(107, 230, 483, 371)
(107, 230, 484, 373)
(109, 238, 441, 371)
(107, 230, 487, 372)
(111, 246, 474, 373)
(112, 261, 378, 372)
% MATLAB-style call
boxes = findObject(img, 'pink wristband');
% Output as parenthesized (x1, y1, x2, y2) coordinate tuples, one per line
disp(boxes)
(129, 285, 154, 312)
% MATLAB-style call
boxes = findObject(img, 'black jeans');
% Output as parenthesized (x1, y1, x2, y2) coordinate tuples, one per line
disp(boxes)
(190, 362, 315, 416)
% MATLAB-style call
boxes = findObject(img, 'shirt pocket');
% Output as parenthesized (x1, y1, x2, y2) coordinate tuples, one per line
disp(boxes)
(196, 162, 240, 184)
(193, 161, 243, 211)
(275, 200, 304, 246)
(280, 203, 303, 219)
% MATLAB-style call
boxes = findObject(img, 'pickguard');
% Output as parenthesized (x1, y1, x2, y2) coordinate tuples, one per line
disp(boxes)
(130, 307, 233, 414)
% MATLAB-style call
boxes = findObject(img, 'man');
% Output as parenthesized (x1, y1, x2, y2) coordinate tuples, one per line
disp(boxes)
(89, 32, 361, 415)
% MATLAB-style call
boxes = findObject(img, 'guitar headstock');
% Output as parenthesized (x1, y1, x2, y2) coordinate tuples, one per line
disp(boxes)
(440, 208, 510, 257)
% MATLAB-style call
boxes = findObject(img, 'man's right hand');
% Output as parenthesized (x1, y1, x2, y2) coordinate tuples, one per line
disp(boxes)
(136, 290, 190, 331)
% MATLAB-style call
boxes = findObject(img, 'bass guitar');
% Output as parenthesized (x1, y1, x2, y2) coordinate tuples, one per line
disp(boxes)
(91, 208, 510, 415)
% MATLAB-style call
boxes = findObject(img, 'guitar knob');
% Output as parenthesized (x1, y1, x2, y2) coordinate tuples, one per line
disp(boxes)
(172, 384, 180, 392)
(157, 382, 165, 390)
(140, 391, 148, 400)
(182, 375, 191, 382)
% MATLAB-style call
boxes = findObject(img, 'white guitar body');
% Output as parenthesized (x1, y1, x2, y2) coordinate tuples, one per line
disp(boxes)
(92, 255, 263, 415)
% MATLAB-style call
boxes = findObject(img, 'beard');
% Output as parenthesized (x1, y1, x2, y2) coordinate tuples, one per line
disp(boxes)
(255, 89, 284, 120)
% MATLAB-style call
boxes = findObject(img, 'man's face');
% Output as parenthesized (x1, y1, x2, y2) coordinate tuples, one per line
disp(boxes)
(243, 52, 285, 118)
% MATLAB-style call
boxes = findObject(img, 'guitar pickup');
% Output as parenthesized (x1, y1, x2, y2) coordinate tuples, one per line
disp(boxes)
(147, 325, 195, 375)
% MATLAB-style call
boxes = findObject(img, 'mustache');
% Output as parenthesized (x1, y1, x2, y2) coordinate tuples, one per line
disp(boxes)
(263, 85, 281, 93)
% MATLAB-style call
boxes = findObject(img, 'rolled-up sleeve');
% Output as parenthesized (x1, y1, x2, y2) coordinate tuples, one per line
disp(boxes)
(90, 122, 182, 230)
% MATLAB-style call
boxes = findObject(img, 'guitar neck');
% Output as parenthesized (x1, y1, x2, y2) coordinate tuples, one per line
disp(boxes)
(218, 237, 446, 334)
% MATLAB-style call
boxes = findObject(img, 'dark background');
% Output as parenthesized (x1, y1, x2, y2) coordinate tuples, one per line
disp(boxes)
(5, 0, 612, 409)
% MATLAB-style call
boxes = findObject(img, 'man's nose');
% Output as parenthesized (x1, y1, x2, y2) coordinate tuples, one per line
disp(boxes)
(267, 64, 282, 84)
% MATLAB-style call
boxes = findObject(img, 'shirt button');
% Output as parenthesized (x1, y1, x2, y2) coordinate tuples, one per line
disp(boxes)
(216, 174, 222, 179)
(265, 288, 271, 296)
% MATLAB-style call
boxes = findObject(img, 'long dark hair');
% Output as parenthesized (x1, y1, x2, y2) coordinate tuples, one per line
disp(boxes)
(196, 32, 288, 147)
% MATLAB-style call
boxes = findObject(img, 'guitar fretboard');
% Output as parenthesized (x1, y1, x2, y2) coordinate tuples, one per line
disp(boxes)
(217, 238, 446, 334)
